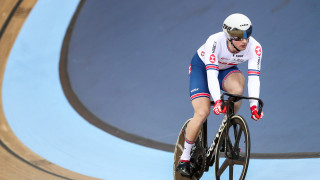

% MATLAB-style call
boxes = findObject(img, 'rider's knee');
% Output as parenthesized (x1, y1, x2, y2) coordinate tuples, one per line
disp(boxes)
(227, 86, 244, 95)
(194, 108, 210, 121)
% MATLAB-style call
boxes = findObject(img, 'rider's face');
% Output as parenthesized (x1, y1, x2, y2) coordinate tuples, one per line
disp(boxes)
(232, 38, 249, 51)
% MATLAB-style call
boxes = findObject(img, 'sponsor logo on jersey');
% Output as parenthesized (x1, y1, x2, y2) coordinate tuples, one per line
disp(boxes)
(212, 41, 217, 53)
(220, 57, 230, 61)
(210, 54, 216, 63)
(234, 58, 245, 63)
(201, 51, 205, 57)
(255, 46, 262, 56)
(257, 56, 261, 69)
(219, 61, 237, 65)
(220, 57, 245, 65)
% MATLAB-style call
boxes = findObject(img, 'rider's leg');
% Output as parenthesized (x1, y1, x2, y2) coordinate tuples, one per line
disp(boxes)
(180, 97, 211, 162)
(222, 72, 245, 113)
(176, 52, 210, 177)
(186, 97, 211, 141)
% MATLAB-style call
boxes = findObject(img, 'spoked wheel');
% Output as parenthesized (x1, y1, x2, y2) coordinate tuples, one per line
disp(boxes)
(214, 115, 250, 180)
(173, 119, 206, 180)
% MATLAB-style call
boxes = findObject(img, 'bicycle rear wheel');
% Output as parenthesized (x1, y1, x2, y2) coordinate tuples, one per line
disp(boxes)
(173, 119, 206, 180)
(214, 115, 250, 180)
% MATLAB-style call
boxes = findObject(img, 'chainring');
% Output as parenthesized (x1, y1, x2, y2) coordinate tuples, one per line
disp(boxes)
(190, 147, 206, 179)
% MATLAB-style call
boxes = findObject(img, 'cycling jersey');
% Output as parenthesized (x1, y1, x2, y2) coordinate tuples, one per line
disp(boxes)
(193, 32, 262, 107)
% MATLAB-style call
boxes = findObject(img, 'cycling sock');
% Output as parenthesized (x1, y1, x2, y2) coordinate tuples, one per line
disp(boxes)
(180, 138, 195, 162)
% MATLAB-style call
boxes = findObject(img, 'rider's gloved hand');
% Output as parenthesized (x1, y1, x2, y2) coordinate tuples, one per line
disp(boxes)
(250, 105, 264, 121)
(213, 100, 226, 115)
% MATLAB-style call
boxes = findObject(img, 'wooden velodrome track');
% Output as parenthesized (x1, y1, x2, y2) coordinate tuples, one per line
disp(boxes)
(0, 0, 99, 179)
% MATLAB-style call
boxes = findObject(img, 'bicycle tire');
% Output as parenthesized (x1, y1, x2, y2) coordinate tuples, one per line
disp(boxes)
(173, 119, 205, 180)
(214, 115, 250, 180)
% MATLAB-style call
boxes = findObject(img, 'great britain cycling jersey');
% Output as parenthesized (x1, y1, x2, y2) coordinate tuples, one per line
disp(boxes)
(189, 31, 262, 107)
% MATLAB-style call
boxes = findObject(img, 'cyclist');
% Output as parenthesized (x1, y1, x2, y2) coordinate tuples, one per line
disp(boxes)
(176, 13, 264, 177)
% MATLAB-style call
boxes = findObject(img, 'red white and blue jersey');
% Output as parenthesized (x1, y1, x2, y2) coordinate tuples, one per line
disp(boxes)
(196, 32, 262, 107)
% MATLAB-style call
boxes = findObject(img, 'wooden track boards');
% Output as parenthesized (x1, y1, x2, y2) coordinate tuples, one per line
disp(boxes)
(0, 0, 99, 179)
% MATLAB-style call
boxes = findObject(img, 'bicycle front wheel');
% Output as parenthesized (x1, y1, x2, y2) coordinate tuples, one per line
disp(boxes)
(214, 115, 250, 180)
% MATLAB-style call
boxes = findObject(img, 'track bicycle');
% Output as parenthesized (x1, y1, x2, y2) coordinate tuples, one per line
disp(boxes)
(173, 93, 264, 180)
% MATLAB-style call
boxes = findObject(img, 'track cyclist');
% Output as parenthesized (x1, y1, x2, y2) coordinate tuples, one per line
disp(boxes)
(176, 13, 264, 178)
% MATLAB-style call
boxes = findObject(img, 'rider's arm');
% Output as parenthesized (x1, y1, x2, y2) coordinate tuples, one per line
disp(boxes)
(247, 45, 262, 107)
(207, 70, 220, 102)
(203, 37, 221, 102)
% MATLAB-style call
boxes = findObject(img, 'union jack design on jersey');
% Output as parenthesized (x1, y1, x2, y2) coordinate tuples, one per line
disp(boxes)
(248, 69, 260, 76)
(206, 64, 219, 71)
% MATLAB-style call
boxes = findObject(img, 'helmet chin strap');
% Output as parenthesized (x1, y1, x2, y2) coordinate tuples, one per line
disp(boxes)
(229, 39, 240, 53)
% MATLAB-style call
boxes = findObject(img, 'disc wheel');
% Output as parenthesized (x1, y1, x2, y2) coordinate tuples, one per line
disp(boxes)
(214, 115, 250, 180)
(173, 119, 205, 180)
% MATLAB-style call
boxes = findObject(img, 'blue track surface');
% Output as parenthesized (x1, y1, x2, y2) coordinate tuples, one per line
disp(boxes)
(2, 0, 320, 179)
(65, 0, 320, 155)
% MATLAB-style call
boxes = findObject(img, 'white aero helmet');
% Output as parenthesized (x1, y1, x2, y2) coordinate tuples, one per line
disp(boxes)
(222, 13, 252, 40)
